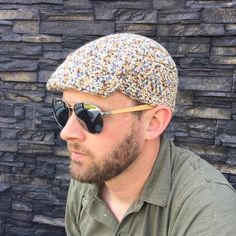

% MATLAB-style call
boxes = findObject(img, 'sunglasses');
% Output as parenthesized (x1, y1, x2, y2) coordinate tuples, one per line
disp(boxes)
(52, 98, 153, 134)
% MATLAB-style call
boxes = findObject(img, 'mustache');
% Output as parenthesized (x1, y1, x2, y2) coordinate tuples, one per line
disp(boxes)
(67, 142, 90, 154)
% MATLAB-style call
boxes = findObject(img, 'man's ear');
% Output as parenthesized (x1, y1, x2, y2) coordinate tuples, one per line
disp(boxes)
(144, 105, 172, 140)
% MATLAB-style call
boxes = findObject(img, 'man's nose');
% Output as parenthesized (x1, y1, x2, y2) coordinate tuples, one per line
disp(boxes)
(60, 113, 86, 142)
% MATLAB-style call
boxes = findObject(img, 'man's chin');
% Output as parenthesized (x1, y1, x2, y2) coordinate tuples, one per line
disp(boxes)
(69, 161, 82, 180)
(69, 161, 95, 183)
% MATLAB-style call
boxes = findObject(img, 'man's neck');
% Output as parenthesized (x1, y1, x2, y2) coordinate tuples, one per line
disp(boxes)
(101, 139, 160, 222)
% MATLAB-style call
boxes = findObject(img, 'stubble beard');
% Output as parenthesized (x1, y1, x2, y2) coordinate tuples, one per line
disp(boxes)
(69, 125, 141, 184)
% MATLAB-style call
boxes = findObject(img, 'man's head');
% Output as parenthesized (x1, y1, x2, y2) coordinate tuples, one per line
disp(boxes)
(47, 33, 178, 183)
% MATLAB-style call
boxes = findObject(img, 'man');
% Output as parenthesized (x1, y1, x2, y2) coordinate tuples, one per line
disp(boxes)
(47, 33, 236, 236)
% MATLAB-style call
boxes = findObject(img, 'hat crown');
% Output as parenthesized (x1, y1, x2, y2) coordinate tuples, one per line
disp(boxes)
(47, 33, 178, 111)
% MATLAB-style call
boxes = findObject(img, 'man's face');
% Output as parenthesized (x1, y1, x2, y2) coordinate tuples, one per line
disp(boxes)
(60, 89, 145, 184)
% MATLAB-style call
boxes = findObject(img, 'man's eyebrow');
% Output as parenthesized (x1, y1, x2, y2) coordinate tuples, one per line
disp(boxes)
(61, 98, 74, 107)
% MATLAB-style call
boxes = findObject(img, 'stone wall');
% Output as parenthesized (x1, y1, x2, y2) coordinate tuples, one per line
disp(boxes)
(0, 0, 235, 235)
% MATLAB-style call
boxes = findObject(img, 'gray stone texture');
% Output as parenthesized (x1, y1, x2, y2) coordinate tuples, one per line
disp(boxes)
(202, 8, 236, 23)
(0, 0, 235, 235)
(40, 21, 115, 35)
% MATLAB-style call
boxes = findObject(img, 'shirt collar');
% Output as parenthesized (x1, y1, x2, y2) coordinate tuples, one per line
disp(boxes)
(140, 135, 172, 207)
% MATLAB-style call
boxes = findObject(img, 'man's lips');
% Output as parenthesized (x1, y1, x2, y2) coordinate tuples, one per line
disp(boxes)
(70, 150, 87, 162)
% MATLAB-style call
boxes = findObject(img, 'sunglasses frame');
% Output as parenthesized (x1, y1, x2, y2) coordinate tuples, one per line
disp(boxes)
(52, 97, 153, 133)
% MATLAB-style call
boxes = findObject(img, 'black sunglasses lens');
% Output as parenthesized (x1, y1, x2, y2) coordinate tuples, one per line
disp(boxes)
(74, 103, 103, 134)
(53, 99, 70, 128)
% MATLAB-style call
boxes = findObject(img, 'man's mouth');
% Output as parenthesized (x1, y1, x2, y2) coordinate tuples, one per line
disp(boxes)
(69, 150, 87, 162)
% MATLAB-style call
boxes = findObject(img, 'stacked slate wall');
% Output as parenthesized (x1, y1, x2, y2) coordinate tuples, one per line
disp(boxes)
(0, 0, 235, 235)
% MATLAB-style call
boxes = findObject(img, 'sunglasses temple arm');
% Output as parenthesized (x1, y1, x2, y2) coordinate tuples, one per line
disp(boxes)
(103, 105, 153, 115)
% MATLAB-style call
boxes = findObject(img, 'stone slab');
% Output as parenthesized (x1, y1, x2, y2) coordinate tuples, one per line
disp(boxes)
(179, 68, 234, 77)
(0, 33, 22, 42)
(34, 229, 66, 236)
(0, 20, 12, 25)
(174, 135, 215, 145)
(0, 117, 17, 128)
(41, 9, 94, 20)
(214, 164, 236, 175)
(18, 142, 53, 154)
(153, 0, 185, 9)
(0, 42, 42, 56)
(116, 23, 156, 36)
(3, 89, 44, 103)
(64, 0, 93, 9)
(0, 161, 24, 167)
(40, 21, 115, 35)
(0, 60, 38, 71)
(178, 76, 232, 92)
(11, 210, 33, 222)
(55, 165, 71, 181)
(94, 1, 152, 9)
(117, 9, 157, 23)
(210, 56, 236, 65)
(177, 57, 222, 68)
(38, 59, 60, 70)
(43, 43, 62, 51)
(186, 1, 236, 8)
(216, 134, 236, 147)
(18, 130, 55, 145)
(96, 8, 157, 23)
(211, 47, 236, 56)
(0, 152, 16, 162)
(0, 72, 37, 82)
(157, 24, 224, 36)
(53, 146, 69, 157)
(212, 37, 236, 46)
(38, 70, 53, 83)
(175, 105, 232, 119)
(13, 20, 39, 33)
(1, 173, 51, 186)
(0, 9, 39, 20)
(176, 91, 193, 105)
(0, 183, 11, 193)
(33, 215, 65, 227)
(43, 51, 65, 60)
(189, 130, 215, 139)
(0, 139, 18, 152)
(202, 8, 236, 23)
(194, 91, 233, 98)
(22, 34, 62, 43)
(0, 103, 14, 117)
(0, 25, 11, 33)
(226, 24, 236, 33)
(158, 10, 200, 24)
(62, 35, 98, 48)
(169, 42, 209, 54)
(3, 81, 43, 90)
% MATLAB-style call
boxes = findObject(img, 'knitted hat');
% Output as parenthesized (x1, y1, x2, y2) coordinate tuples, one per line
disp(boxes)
(46, 33, 178, 111)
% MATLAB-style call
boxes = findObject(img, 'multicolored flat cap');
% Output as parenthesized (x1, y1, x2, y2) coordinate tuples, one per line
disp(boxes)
(47, 33, 178, 111)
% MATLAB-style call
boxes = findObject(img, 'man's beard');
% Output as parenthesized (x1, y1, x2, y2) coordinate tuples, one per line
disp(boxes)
(68, 125, 141, 184)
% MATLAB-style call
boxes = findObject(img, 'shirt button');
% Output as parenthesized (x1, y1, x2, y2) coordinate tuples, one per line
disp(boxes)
(104, 213, 107, 217)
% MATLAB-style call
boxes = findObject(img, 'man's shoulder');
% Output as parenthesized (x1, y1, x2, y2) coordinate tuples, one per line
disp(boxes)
(169, 141, 236, 203)
(167, 141, 236, 234)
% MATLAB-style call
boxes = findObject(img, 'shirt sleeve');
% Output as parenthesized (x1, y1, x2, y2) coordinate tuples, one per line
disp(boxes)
(170, 182, 236, 236)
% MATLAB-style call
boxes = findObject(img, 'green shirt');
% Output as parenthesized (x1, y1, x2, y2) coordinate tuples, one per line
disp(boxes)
(65, 136, 236, 236)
